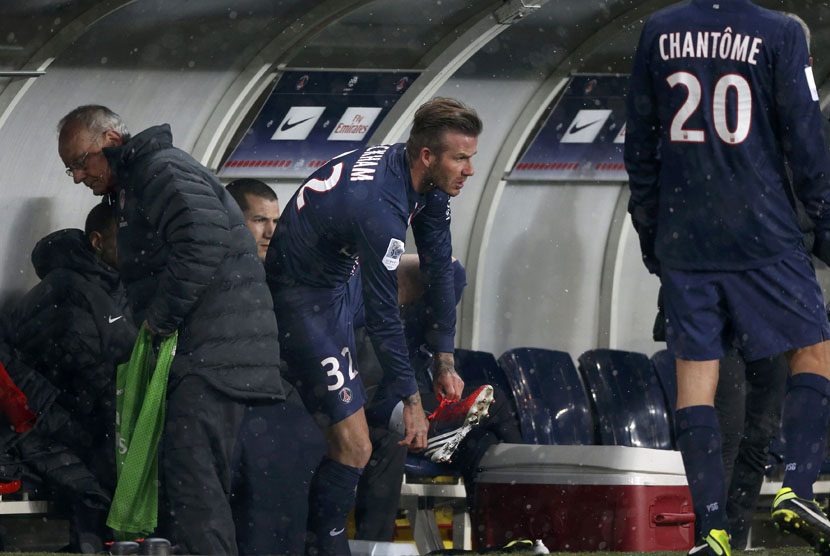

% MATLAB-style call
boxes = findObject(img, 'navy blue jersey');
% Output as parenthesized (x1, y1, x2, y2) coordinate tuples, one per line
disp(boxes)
(265, 143, 455, 399)
(625, 0, 830, 271)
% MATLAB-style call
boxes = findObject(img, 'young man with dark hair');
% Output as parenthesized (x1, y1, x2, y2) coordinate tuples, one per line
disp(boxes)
(265, 97, 481, 555)
(57, 105, 285, 555)
(2, 202, 136, 553)
(626, 3, 830, 555)
(226, 179, 280, 261)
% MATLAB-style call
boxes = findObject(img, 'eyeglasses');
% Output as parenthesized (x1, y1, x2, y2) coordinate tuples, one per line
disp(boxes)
(65, 151, 91, 177)
(64, 134, 104, 178)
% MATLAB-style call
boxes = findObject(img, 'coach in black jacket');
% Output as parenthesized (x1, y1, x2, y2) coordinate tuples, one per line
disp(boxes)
(58, 105, 284, 556)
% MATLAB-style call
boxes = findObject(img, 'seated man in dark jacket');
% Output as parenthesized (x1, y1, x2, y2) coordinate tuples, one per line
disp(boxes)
(57, 105, 285, 555)
(1, 202, 137, 553)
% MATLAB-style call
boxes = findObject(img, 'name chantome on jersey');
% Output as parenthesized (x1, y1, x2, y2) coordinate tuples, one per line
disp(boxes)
(659, 28, 763, 65)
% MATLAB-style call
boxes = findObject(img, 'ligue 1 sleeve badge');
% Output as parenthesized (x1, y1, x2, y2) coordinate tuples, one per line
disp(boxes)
(338, 387, 353, 404)
(119, 189, 126, 210)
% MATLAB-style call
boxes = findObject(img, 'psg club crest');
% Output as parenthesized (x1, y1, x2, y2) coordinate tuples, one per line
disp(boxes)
(339, 387, 353, 404)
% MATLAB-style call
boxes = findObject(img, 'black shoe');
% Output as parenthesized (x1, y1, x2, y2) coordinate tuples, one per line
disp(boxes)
(687, 528, 730, 556)
(109, 541, 139, 555)
(772, 487, 830, 555)
(139, 538, 171, 556)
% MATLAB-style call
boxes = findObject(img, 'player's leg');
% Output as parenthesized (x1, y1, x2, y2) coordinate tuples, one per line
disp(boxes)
(726, 354, 787, 549)
(724, 250, 830, 553)
(771, 340, 830, 550)
(160, 376, 244, 555)
(675, 357, 730, 553)
(303, 409, 372, 556)
(714, 347, 747, 489)
(272, 282, 369, 556)
(354, 425, 407, 542)
(662, 267, 731, 556)
(784, 341, 830, 500)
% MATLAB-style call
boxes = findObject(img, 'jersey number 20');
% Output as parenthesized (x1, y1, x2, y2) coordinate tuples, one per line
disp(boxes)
(667, 71, 751, 145)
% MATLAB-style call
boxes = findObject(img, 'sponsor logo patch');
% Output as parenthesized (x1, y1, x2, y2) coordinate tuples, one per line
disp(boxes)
(382, 238, 405, 270)
(327, 107, 382, 141)
(560, 109, 612, 143)
(271, 106, 326, 140)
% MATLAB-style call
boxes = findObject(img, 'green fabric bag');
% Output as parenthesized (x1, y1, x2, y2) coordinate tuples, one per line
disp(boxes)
(107, 327, 178, 539)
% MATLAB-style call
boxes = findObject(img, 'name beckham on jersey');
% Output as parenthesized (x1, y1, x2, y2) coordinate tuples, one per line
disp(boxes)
(659, 28, 763, 66)
(350, 144, 391, 181)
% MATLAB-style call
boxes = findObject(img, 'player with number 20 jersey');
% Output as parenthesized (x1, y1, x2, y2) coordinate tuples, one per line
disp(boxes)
(626, 3, 830, 556)
(626, 0, 830, 272)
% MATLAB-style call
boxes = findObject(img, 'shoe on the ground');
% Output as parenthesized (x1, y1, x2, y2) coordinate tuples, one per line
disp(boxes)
(772, 487, 830, 555)
(139, 537, 171, 556)
(687, 528, 730, 556)
(424, 384, 494, 463)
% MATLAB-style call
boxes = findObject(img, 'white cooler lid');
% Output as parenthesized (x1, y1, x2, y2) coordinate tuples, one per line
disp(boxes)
(477, 444, 688, 486)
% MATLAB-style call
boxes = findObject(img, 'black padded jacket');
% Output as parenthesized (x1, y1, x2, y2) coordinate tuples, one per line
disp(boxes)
(104, 125, 284, 401)
(7, 228, 137, 440)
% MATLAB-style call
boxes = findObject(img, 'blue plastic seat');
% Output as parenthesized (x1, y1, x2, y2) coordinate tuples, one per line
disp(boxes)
(498, 347, 594, 445)
(577, 349, 673, 449)
(453, 348, 516, 411)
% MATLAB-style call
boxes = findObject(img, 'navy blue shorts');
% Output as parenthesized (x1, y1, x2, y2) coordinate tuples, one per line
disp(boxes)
(271, 277, 367, 428)
(661, 248, 830, 362)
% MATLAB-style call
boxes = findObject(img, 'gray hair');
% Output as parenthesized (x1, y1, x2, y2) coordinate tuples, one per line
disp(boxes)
(783, 12, 810, 52)
(57, 105, 131, 141)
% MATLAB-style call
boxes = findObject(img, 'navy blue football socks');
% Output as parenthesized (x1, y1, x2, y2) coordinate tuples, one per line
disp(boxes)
(306, 457, 363, 556)
(781, 372, 830, 500)
(675, 405, 727, 535)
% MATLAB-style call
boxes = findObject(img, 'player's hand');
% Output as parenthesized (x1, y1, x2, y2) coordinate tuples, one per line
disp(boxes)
(433, 352, 463, 400)
(398, 393, 429, 451)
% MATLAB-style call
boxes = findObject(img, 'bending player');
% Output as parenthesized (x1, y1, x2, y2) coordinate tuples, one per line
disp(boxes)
(265, 98, 482, 555)
(626, 3, 830, 556)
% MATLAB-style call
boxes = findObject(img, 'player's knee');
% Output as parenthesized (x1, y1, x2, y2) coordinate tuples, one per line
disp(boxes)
(330, 436, 372, 468)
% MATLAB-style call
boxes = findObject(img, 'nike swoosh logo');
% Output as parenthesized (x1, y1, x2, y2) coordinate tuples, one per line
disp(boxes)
(568, 119, 604, 134)
(688, 544, 708, 555)
(108, 315, 123, 323)
(329, 528, 345, 536)
(281, 116, 314, 131)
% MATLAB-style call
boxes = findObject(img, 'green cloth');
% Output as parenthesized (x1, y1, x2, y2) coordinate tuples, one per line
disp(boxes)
(107, 327, 177, 539)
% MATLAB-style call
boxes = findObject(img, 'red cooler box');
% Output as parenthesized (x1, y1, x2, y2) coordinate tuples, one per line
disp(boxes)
(472, 444, 694, 552)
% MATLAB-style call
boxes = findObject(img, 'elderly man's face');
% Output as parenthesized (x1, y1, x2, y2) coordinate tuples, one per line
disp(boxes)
(59, 125, 119, 196)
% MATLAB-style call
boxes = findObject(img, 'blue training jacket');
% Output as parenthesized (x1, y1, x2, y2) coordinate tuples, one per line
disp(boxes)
(265, 143, 455, 400)
(625, 0, 830, 272)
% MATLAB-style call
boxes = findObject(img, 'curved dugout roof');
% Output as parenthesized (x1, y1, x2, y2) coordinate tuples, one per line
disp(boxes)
(2, 1, 827, 79)
(1, 1, 827, 145)
(0, 0, 827, 349)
